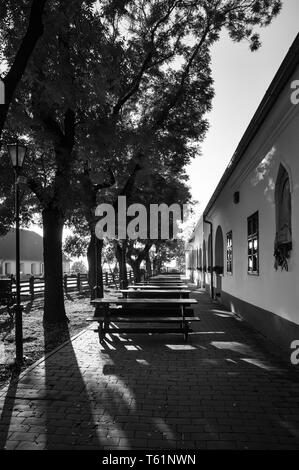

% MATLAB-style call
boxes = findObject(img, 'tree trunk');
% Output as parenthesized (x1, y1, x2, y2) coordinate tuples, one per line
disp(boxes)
(145, 253, 152, 280)
(87, 231, 103, 300)
(153, 258, 162, 276)
(42, 206, 68, 324)
(131, 260, 142, 284)
(116, 241, 128, 288)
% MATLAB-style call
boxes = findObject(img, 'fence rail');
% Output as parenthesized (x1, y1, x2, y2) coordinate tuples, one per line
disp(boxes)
(7, 271, 134, 301)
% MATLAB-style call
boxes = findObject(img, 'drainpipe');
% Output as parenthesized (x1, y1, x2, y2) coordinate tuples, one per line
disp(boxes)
(203, 215, 214, 300)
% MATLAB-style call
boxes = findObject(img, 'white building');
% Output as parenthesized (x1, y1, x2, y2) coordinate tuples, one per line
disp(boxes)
(186, 33, 299, 352)
(0, 229, 71, 278)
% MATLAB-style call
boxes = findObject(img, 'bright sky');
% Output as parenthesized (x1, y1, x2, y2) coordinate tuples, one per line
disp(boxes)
(186, 0, 299, 210)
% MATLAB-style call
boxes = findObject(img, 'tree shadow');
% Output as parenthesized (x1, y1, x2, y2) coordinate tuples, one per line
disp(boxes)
(24, 301, 33, 314)
(0, 314, 14, 337)
(0, 367, 21, 450)
(90, 310, 299, 450)
(64, 293, 74, 301)
(43, 321, 102, 449)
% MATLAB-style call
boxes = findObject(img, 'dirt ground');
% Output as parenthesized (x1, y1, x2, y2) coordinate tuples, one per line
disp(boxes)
(0, 293, 95, 389)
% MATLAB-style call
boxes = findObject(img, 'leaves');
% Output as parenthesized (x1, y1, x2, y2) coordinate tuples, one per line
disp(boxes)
(0, 0, 283, 261)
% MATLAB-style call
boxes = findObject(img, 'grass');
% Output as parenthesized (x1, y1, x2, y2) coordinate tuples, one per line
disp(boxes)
(0, 293, 94, 389)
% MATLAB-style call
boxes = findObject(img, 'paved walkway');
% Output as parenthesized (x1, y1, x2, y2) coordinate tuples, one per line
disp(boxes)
(1, 288, 299, 450)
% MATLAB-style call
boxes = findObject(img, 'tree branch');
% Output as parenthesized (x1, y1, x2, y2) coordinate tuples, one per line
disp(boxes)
(153, 22, 211, 129)
(0, 0, 48, 138)
(112, 0, 179, 116)
(94, 168, 116, 191)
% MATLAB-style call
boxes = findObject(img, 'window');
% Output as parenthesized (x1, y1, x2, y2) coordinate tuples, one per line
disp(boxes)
(20, 263, 24, 274)
(31, 263, 37, 275)
(274, 164, 292, 270)
(5, 262, 12, 275)
(226, 231, 233, 274)
(247, 212, 259, 274)
(40, 263, 44, 275)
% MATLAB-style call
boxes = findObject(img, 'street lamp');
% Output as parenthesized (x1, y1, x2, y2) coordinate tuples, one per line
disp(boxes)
(7, 143, 27, 366)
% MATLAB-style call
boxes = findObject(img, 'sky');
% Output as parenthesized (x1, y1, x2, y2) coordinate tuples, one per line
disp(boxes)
(186, 0, 299, 211)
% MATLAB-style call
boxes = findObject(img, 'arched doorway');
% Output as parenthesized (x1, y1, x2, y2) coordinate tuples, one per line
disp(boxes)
(215, 225, 224, 300)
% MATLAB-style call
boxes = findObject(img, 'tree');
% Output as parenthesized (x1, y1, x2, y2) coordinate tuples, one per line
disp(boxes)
(117, 168, 191, 282)
(71, 260, 87, 274)
(90, 0, 282, 285)
(152, 239, 186, 274)
(3, 0, 110, 322)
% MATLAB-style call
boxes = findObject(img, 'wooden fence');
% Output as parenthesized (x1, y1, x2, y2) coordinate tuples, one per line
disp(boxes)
(9, 271, 134, 301)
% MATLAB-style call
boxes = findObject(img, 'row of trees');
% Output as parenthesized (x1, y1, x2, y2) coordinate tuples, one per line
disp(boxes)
(0, 0, 282, 323)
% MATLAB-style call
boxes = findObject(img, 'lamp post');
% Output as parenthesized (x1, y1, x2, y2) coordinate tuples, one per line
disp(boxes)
(7, 143, 27, 366)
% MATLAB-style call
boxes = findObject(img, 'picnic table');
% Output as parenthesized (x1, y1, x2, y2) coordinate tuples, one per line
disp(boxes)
(89, 297, 199, 342)
(128, 284, 188, 290)
(120, 289, 190, 298)
(146, 279, 183, 282)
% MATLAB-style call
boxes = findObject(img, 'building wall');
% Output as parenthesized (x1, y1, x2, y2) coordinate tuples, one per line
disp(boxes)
(63, 262, 71, 274)
(0, 260, 44, 277)
(0, 260, 71, 277)
(187, 64, 299, 351)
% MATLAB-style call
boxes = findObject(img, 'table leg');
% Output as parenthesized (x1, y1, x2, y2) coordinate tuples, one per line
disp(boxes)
(98, 321, 105, 343)
(181, 305, 189, 342)
(103, 303, 110, 339)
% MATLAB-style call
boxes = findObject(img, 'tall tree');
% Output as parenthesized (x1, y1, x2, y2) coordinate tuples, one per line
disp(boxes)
(4, 1, 110, 322)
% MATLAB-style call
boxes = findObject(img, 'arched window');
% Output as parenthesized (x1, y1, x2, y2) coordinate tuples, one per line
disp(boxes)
(274, 164, 292, 271)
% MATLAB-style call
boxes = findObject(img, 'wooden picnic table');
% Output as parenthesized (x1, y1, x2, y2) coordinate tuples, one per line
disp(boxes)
(90, 297, 199, 342)
(128, 284, 188, 290)
(151, 276, 181, 279)
(120, 289, 190, 298)
(148, 280, 183, 282)
(133, 281, 185, 284)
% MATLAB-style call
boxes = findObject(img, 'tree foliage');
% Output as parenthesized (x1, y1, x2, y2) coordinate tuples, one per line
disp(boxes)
(0, 0, 283, 320)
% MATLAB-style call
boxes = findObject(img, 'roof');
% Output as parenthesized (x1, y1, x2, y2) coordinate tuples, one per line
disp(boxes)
(0, 229, 71, 263)
(204, 32, 299, 218)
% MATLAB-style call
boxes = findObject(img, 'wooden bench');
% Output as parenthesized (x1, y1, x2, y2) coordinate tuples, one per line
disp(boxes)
(89, 298, 199, 342)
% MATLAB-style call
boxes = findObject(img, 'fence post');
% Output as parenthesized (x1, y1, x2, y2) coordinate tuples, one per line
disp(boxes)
(29, 276, 35, 301)
(77, 273, 81, 293)
(63, 274, 68, 294)
(105, 272, 108, 286)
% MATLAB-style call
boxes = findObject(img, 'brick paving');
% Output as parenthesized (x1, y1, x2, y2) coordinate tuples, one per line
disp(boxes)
(1, 287, 299, 450)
